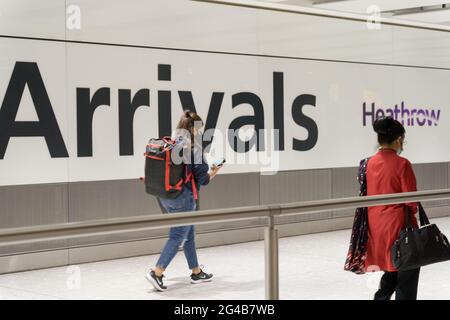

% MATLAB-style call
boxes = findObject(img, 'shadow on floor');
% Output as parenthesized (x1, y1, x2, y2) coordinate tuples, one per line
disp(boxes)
(147, 275, 264, 299)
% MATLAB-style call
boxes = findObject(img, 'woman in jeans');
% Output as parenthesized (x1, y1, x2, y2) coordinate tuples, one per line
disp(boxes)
(366, 117, 420, 300)
(146, 110, 221, 292)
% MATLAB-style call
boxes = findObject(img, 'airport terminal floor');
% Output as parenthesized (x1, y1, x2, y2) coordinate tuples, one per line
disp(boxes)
(1, 216, 449, 300)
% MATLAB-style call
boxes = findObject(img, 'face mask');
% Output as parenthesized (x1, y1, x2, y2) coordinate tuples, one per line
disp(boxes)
(397, 142, 404, 155)
(396, 136, 405, 155)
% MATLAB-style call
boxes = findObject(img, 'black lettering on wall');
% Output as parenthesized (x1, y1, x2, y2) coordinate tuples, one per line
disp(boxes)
(273, 72, 284, 151)
(178, 91, 198, 113)
(202, 92, 224, 151)
(118, 89, 150, 156)
(0, 62, 68, 159)
(178, 91, 225, 151)
(228, 92, 265, 153)
(158, 64, 171, 81)
(76, 87, 110, 157)
(292, 94, 318, 151)
(158, 64, 172, 137)
(158, 91, 171, 137)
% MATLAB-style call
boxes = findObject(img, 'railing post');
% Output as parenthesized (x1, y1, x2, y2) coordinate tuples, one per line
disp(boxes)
(265, 206, 279, 300)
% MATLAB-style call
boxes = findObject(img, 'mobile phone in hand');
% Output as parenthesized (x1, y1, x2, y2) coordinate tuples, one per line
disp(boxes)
(213, 157, 226, 168)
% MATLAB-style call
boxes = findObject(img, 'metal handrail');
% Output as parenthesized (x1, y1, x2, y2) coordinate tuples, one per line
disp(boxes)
(1, 188, 450, 299)
(1, 189, 449, 244)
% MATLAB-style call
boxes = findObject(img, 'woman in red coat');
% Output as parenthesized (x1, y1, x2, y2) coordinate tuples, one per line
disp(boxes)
(365, 117, 420, 300)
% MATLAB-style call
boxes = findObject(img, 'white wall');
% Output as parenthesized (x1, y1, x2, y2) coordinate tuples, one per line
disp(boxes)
(0, 0, 449, 186)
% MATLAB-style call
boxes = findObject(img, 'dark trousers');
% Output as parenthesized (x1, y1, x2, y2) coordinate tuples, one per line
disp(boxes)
(374, 268, 420, 300)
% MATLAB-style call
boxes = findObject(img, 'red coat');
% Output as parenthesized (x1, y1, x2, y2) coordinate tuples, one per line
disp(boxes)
(365, 149, 418, 272)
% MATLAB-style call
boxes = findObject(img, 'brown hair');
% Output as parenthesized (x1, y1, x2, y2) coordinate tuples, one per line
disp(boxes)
(176, 110, 203, 144)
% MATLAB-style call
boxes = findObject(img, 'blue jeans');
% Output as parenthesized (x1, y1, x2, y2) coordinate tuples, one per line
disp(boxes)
(156, 188, 199, 270)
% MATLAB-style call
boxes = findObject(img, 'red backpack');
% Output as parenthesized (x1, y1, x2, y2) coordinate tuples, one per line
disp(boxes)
(142, 137, 197, 199)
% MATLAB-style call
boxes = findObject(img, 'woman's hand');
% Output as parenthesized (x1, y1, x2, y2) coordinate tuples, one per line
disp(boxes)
(208, 164, 221, 180)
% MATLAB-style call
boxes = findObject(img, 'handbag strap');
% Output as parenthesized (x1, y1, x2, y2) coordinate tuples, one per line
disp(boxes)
(404, 202, 430, 229)
(418, 203, 430, 226)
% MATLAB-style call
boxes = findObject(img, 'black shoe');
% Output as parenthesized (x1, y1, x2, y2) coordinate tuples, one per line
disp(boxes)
(191, 269, 213, 284)
(146, 270, 167, 292)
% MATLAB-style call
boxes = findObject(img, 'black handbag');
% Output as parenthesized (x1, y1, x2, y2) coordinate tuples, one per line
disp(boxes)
(391, 203, 450, 271)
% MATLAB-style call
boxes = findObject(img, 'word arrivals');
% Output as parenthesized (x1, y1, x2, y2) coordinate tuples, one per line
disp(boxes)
(363, 102, 441, 127)
(0, 62, 319, 159)
(174, 304, 208, 318)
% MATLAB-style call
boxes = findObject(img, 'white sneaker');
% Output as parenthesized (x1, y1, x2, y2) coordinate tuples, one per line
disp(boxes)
(146, 270, 167, 291)
(190, 269, 213, 284)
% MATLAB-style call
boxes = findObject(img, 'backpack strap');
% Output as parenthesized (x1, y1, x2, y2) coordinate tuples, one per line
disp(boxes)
(164, 149, 171, 192)
(163, 149, 184, 191)
(185, 169, 198, 200)
(191, 175, 198, 200)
